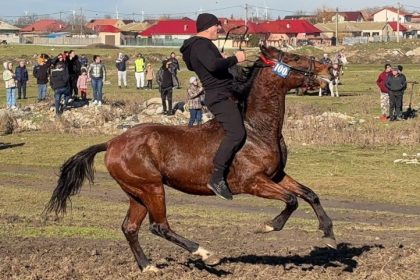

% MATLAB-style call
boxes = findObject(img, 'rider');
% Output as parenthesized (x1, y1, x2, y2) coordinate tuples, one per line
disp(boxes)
(180, 13, 246, 200)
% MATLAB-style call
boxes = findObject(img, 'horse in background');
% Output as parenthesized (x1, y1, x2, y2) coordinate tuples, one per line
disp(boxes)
(45, 45, 336, 272)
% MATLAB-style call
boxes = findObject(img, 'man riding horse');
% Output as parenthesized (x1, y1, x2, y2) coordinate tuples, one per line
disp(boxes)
(180, 13, 246, 200)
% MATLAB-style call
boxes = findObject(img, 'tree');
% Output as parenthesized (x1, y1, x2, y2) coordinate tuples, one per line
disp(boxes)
(15, 14, 38, 27)
(65, 12, 87, 33)
(313, 6, 335, 23)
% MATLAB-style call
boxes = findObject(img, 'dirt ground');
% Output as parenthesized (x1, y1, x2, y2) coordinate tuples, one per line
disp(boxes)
(0, 164, 419, 280)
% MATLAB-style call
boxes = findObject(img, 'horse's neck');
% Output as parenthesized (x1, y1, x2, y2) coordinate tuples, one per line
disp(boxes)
(245, 80, 288, 142)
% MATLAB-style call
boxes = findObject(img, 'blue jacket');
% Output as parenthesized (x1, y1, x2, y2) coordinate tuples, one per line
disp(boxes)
(15, 66, 29, 82)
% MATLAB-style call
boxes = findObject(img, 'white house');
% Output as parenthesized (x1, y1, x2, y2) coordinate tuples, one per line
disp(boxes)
(372, 7, 411, 23)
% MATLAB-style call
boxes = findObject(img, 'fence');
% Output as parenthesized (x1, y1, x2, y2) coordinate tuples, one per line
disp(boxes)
(122, 37, 185, 47)
(342, 35, 412, 45)
(31, 37, 101, 46)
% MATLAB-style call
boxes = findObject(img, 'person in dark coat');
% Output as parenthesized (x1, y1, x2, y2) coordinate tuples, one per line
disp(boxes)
(168, 52, 181, 88)
(33, 54, 51, 101)
(50, 62, 69, 116)
(67, 50, 82, 99)
(157, 60, 174, 115)
(180, 13, 246, 200)
(386, 68, 407, 121)
(15, 60, 29, 99)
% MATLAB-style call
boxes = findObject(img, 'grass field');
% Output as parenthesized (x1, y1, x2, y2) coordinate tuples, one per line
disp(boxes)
(0, 44, 419, 279)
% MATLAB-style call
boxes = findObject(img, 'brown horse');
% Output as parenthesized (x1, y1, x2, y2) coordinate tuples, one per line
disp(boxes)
(45, 46, 336, 272)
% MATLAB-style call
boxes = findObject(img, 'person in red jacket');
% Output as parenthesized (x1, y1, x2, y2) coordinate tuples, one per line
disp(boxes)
(376, 63, 392, 121)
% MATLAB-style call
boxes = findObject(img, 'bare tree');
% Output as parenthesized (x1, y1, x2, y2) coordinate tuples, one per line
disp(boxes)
(313, 6, 335, 23)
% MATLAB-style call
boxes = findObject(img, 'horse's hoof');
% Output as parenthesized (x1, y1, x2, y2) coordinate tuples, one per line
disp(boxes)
(323, 237, 337, 249)
(255, 223, 274, 234)
(204, 254, 221, 266)
(143, 265, 159, 273)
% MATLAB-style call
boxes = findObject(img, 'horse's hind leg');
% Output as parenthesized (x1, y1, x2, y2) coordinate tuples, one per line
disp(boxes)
(245, 175, 298, 234)
(121, 198, 157, 272)
(144, 184, 221, 266)
(279, 174, 336, 248)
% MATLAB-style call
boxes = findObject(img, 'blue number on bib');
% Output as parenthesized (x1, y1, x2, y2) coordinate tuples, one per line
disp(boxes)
(272, 62, 290, 78)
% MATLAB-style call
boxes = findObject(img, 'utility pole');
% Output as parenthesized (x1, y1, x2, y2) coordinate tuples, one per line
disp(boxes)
(397, 2, 400, 43)
(141, 10, 144, 22)
(245, 3, 249, 26)
(80, 7, 83, 36)
(335, 7, 339, 46)
(72, 10, 76, 31)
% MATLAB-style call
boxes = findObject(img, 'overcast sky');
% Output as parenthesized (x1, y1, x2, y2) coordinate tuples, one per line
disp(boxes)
(2, 0, 420, 21)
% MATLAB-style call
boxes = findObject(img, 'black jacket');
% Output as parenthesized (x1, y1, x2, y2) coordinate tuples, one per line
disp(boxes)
(386, 74, 407, 94)
(157, 68, 173, 90)
(180, 36, 238, 101)
(50, 67, 69, 90)
(67, 55, 82, 76)
(33, 62, 51, 84)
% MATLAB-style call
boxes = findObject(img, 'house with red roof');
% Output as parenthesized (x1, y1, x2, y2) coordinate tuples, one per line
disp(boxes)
(95, 25, 122, 46)
(332, 11, 367, 22)
(86, 19, 125, 30)
(248, 20, 322, 47)
(139, 18, 196, 39)
(372, 7, 412, 23)
(20, 19, 66, 34)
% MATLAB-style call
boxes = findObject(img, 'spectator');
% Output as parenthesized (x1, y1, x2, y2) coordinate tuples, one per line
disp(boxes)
(88, 55, 106, 106)
(386, 68, 406, 121)
(79, 54, 88, 68)
(157, 60, 174, 115)
(397, 65, 407, 113)
(168, 52, 180, 88)
(186, 76, 205, 126)
(134, 53, 146, 90)
(376, 63, 392, 121)
(15, 60, 28, 99)
(77, 69, 89, 100)
(33, 54, 51, 101)
(116, 52, 129, 88)
(2, 61, 17, 110)
(320, 53, 332, 64)
(67, 50, 82, 99)
(50, 62, 69, 117)
(145, 63, 155, 90)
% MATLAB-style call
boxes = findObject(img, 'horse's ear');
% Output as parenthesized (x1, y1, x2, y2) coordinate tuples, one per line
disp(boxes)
(260, 44, 267, 53)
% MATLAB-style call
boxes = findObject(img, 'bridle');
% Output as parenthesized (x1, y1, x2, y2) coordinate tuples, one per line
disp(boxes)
(259, 51, 331, 85)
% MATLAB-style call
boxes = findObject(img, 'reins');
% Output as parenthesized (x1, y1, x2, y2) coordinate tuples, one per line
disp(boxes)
(221, 25, 249, 53)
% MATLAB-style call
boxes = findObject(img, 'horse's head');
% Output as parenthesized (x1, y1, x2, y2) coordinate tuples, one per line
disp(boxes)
(259, 45, 332, 90)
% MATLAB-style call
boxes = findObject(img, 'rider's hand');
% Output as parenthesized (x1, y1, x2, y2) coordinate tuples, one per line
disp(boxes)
(235, 51, 246, 63)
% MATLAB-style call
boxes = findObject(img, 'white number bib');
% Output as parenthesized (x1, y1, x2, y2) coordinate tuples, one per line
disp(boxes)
(272, 62, 290, 78)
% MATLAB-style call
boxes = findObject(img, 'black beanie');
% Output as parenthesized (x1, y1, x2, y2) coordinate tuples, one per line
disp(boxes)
(196, 13, 220, 32)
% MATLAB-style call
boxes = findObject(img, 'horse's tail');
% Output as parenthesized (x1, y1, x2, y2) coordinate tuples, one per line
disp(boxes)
(44, 142, 108, 215)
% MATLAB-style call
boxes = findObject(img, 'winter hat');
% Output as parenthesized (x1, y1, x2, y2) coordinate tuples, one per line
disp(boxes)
(196, 13, 220, 32)
(189, 76, 198, 84)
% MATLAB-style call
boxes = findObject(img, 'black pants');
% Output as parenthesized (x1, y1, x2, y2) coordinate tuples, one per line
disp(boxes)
(147, 80, 153, 89)
(161, 87, 173, 112)
(69, 75, 79, 97)
(17, 81, 27, 98)
(389, 92, 403, 118)
(208, 98, 246, 174)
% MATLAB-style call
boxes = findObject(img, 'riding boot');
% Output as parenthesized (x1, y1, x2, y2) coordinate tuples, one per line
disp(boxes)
(207, 169, 233, 200)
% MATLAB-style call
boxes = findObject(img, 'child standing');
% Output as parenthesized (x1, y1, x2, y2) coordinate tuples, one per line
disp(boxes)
(186, 76, 204, 126)
(145, 63, 155, 90)
(2, 61, 17, 109)
(15, 60, 28, 99)
(77, 70, 89, 100)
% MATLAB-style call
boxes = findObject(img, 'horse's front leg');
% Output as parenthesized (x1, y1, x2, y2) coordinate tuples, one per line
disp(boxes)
(244, 175, 298, 233)
(275, 173, 336, 249)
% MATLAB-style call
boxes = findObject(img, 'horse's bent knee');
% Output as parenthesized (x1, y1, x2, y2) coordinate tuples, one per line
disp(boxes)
(149, 222, 169, 237)
(286, 194, 298, 210)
